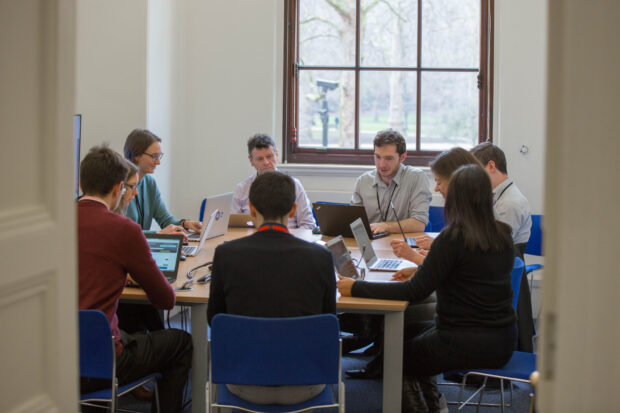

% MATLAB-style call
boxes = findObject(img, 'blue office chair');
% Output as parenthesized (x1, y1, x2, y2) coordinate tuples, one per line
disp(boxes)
(428, 205, 445, 232)
(199, 198, 207, 222)
(525, 214, 544, 295)
(454, 257, 537, 412)
(208, 314, 345, 413)
(79, 310, 161, 412)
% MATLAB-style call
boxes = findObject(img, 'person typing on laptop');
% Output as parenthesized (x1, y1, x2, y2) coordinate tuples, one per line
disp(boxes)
(208, 171, 336, 405)
(351, 129, 431, 234)
(231, 133, 315, 229)
(78, 145, 192, 412)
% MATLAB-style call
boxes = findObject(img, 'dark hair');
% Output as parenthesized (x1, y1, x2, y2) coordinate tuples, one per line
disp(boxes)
(470, 142, 508, 174)
(80, 145, 129, 196)
(249, 171, 295, 221)
(443, 164, 513, 252)
(373, 129, 407, 155)
(430, 147, 483, 180)
(247, 133, 276, 156)
(124, 129, 162, 162)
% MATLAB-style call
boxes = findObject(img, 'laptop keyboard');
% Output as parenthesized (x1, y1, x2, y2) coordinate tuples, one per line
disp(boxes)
(375, 259, 400, 269)
(182, 245, 197, 255)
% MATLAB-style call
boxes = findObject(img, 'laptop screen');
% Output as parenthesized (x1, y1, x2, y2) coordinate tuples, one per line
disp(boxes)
(144, 233, 183, 281)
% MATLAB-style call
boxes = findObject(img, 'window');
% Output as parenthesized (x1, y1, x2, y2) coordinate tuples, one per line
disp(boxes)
(284, 0, 493, 165)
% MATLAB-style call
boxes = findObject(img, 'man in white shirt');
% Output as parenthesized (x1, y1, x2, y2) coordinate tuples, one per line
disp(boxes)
(471, 142, 535, 352)
(351, 129, 432, 234)
(231, 134, 316, 229)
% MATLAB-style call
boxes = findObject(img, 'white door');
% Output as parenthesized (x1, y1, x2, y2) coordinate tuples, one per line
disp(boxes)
(0, 1, 78, 412)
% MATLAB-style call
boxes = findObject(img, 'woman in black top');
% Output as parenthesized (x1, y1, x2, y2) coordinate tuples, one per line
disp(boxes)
(338, 165, 517, 413)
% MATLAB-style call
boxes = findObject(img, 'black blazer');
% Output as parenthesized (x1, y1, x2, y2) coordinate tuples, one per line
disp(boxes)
(207, 227, 336, 325)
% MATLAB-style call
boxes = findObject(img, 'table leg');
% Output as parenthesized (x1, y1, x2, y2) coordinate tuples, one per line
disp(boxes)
(190, 303, 208, 413)
(383, 310, 404, 412)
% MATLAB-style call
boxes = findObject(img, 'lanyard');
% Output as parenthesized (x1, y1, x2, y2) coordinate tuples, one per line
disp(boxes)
(376, 183, 398, 222)
(257, 223, 289, 233)
(494, 182, 513, 205)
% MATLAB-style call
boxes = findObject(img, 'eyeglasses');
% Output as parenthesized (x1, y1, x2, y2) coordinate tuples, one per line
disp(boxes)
(124, 183, 138, 191)
(143, 152, 164, 161)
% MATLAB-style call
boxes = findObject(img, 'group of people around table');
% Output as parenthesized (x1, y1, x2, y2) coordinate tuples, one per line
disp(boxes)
(77, 126, 534, 412)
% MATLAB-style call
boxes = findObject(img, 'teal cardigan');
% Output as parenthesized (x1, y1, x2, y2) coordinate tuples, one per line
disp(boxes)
(126, 174, 180, 231)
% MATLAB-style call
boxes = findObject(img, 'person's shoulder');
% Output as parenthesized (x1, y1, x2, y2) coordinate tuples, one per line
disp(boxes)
(401, 165, 426, 178)
(356, 168, 376, 183)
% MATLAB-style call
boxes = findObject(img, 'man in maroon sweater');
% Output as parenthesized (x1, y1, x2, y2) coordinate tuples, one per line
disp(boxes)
(78, 146, 192, 412)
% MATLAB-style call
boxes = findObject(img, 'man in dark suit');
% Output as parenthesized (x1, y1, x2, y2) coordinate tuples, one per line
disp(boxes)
(207, 171, 336, 405)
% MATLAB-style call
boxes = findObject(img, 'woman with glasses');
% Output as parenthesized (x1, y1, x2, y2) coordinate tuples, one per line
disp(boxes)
(124, 129, 201, 235)
(113, 161, 139, 216)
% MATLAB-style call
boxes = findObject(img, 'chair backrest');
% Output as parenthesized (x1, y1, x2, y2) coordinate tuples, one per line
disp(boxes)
(511, 257, 525, 310)
(199, 198, 207, 222)
(525, 214, 543, 256)
(210, 314, 340, 386)
(79, 310, 115, 380)
(427, 205, 445, 232)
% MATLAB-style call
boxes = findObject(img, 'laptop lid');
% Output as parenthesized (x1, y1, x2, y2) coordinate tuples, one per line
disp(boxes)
(197, 210, 219, 251)
(349, 218, 379, 267)
(144, 233, 183, 283)
(202, 192, 234, 239)
(228, 213, 255, 228)
(312, 203, 383, 238)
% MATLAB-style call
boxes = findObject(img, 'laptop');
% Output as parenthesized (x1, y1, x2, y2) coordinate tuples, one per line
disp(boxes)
(350, 218, 416, 272)
(188, 192, 234, 241)
(312, 203, 389, 239)
(228, 213, 255, 228)
(182, 210, 218, 256)
(144, 233, 184, 283)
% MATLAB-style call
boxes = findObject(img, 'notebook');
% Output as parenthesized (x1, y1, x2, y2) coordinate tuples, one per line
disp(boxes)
(312, 203, 389, 239)
(182, 210, 218, 256)
(188, 192, 234, 241)
(349, 218, 416, 272)
(144, 233, 184, 282)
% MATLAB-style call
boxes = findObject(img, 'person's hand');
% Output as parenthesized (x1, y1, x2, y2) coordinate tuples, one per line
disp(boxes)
(370, 222, 389, 234)
(415, 235, 435, 250)
(337, 275, 355, 297)
(391, 267, 416, 282)
(417, 249, 429, 257)
(184, 220, 202, 233)
(158, 224, 188, 242)
(391, 239, 414, 260)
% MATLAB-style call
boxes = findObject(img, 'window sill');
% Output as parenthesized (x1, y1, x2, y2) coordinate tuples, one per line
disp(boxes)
(279, 163, 431, 178)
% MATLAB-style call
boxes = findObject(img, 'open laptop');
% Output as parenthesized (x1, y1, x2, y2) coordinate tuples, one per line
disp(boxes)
(182, 210, 218, 256)
(188, 192, 233, 241)
(350, 218, 416, 272)
(144, 233, 184, 283)
(312, 203, 388, 239)
(228, 213, 255, 228)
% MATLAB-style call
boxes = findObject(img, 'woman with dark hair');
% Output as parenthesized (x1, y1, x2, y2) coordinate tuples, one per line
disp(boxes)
(338, 165, 517, 412)
(124, 129, 201, 234)
(391, 147, 482, 265)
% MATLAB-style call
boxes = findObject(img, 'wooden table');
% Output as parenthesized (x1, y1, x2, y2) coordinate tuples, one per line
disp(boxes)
(122, 228, 417, 413)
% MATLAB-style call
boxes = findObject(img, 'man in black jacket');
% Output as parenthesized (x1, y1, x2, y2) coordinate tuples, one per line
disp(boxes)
(207, 171, 336, 405)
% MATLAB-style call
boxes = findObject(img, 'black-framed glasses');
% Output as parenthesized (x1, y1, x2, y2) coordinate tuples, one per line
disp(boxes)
(143, 152, 164, 161)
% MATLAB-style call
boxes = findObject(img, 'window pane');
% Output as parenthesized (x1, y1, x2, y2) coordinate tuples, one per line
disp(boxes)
(299, 0, 356, 67)
(421, 0, 480, 68)
(359, 71, 417, 149)
(360, 0, 417, 67)
(297, 70, 356, 148)
(420, 72, 478, 150)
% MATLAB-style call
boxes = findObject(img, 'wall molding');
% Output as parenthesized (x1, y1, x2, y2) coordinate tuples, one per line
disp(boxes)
(0, 205, 53, 237)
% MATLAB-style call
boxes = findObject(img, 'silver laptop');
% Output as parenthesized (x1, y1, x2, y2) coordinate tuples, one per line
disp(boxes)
(182, 210, 218, 256)
(188, 192, 233, 241)
(350, 218, 416, 272)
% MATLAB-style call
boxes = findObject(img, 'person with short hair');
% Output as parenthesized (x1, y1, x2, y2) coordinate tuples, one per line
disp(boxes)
(231, 133, 315, 229)
(209, 171, 336, 405)
(78, 145, 192, 412)
(351, 129, 432, 234)
(124, 128, 201, 235)
(471, 141, 535, 353)
(339, 164, 517, 412)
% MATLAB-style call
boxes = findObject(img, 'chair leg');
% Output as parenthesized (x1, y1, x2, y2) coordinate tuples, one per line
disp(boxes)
(475, 376, 488, 413)
(153, 382, 161, 413)
(500, 379, 505, 413)
(111, 378, 118, 413)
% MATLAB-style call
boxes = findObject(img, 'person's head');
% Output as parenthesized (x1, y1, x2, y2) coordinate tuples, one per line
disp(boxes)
(114, 161, 139, 215)
(124, 129, 163, 176)
(470, 142, 508, 187)
(248, 171, 297, 225)
(247, 133, 277, 174)
(443, 164, 512, 252)
(80, 145, 128, 209)
(429, 147, 482, 199)
(373, 129, 407, 183)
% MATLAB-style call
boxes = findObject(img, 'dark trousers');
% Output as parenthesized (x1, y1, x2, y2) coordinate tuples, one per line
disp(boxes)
(514, 243, 536, 352)
(117, 302, 164, 333)
(81, 328, 192, 413)
(402, 320, 517, 377)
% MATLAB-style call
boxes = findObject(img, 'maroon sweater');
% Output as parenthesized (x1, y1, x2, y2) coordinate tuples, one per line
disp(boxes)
(78, 199, 176, 354)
